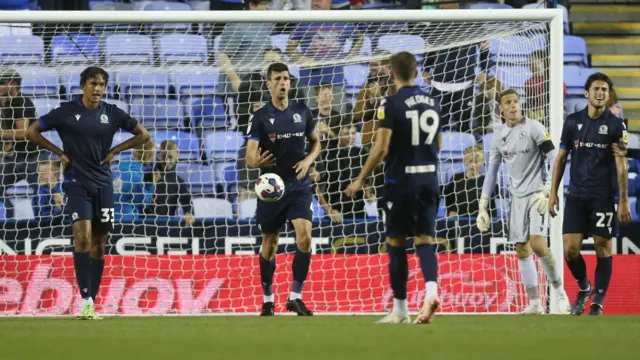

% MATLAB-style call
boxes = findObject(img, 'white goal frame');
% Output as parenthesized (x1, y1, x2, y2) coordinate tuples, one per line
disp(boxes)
(0, 9, 565, 314)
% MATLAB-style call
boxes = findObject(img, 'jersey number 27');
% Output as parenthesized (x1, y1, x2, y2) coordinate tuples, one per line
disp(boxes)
(406, 109, 439, 146)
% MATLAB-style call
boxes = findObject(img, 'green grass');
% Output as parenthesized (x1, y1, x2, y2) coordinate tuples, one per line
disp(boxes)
(1, 315, 638, 360)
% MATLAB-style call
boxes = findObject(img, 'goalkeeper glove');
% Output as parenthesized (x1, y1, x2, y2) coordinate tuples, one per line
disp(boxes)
(476, 194, 491, 233)
(532, 183, 551, 214)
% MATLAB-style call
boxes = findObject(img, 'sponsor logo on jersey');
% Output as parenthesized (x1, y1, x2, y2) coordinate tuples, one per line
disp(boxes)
(269, 133, 276, 142)
(100, 114, 109, 124)
(293, 113, 302, 123)
(579, 141, 609, 149)
(598, 125, 608, 134)
(277, 132, 305, 139)
(502, 148, 533, 158)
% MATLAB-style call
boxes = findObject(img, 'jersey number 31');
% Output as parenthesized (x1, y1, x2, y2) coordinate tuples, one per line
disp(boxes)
(406, 109, 439, 146)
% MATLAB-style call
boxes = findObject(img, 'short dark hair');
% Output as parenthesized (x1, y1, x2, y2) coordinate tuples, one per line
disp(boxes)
(263, 47, 282, 56)
(267, 62, 289, 80)
(498, 88, 520, 103)
(246, 0, 270, 10)
(80, 66, 109, 87)
(315, 82, 332, 94)
(584, 72, 613, 92)
(390, 51, 417, 82)
(0, 68, 21, 86)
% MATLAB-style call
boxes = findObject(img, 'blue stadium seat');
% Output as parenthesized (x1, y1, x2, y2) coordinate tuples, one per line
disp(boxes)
(192, 197, 234, 218)
(489, 35, 546, 63)
(33, 97, 62, 118)
(440, 132, 476, 161)
(60, 69, 116, 99)
(105, 34, 154, 64)
(564, 36, 588, 67)
(101, 98, 129, 114)
(150, 130, 200, 161)
(51, 34, 100, 64)
(523, 3, 570, 34)
(564, 66, 599, 97)
(112, 130, 134, 158)
(90, 1, 134, 10)
(170, 67, 220, 97)
(627, 132, 639, 149)
(115, 70, 170, 97)
(470, 3, 512, 9)
(343, 64, 368, 95)
(145, 2, 192, 33)
(158, 34, 208, 65)
(187, 1, 210, 10)
(16, 67, 59, 97)
(312, 196, 326, 219)
(238, 198, 257, 219)
(0, 35, 44, 65)
(481, 133, 493, 152)
(344, 35, 373, 57)
(493, 66, 531, 96)
(175, 162, 216, 194)
(496, 198, 509, 219)
(439, 162, 466, 185)
(42, 130, 63, 150)
(270, 34, 289, 54)
(205, 131, 244, 162)
(377, 34, 424, 62)
(130, 98, 184, 128)
(189, 97, 227, 128)
(222, 163, 239, 192)
(565, 98, 588, 115)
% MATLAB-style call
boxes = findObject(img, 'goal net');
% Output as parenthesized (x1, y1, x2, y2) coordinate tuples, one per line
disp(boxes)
(0, 9, 564, 316)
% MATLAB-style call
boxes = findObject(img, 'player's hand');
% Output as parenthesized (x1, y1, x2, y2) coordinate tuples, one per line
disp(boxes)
(548, 193, 559, 218)
(255, 148, 276, 168)
(293, 158, 312, 180)
(53, 193, 64, 210)
(60, 153, 71, 168)
(476, 210, 491, 232)
(612, 139, 628, 157)
(101, 151, 115, 166)
(327, 209, 343, 223)
(532, 184, 551, 214)
(618, 199, 632, 224)
(183, 212, 195, 227)
(345, 179, 363, 198)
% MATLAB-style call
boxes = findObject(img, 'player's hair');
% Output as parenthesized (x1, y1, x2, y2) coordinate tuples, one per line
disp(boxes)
(266, 62, 290, 80)
(246, 0, 270, 9)
(497, 88, 520, 103)
(263, 47, 282, 56)
(159, 139, 178, 153)
(0, 68, 22, 86)
(464, 144, 483, 155)
(390, 51, 417, 82)
(584, 72, 613, 91)
(80, 66, 109, 87)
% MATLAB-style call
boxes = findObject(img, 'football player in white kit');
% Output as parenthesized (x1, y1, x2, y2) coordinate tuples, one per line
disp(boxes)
(476, 89, 571, 314)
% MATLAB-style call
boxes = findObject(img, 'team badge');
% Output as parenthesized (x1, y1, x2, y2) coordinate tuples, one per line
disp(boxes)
(377, 98, 386, 120)
(543, 132, 551, 140)
(100, 114, 109, 124)
(269, 133, 276, 142)
(623, 130, 629, 144)
(598, 125, 608, 134)
(519, 131, 526, 139)
(293, 113, 302, 123)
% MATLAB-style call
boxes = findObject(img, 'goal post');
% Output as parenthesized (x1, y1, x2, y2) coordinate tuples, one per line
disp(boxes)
(0, 9, 566, 315)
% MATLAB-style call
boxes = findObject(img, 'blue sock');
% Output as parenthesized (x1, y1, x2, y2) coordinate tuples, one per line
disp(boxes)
(593, 256, 612, 306)
(565, 254, 590, 290)
(259, 254, 276, 298)
(90, 258, 104, 301)
(292, 249, 311, 294)
(415, 244, 438, 283)
(387, 245, 408, 300)
(73, 251, 91, 300)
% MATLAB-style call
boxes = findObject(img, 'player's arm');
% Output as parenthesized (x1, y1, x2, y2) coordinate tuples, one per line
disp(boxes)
(0, 101, 34, 141)
(549, 119, 574, 217)
(26, 108, 66, 160)
(614, 122, 632, 224)
(531, 123, 557, 213)
(476, 135, 501, 231)
(245, 116, 275, 169)
(293, 114, 322, 180)
(346, 127, 391, 198)
(612, 137, 640, 159)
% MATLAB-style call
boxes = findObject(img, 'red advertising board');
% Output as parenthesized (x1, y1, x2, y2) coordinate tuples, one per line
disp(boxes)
(0, 255, 637, 315)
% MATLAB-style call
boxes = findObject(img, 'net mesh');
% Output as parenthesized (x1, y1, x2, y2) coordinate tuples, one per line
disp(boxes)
(0, 17, 554, 315)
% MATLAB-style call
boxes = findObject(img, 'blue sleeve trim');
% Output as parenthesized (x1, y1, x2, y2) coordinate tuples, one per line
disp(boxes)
(248, 136, 259, 142)
(38, 117, 47, 131)
(385, 178, 396, 184)
(308, 128, 316, 136)
(559, 144, 566, 150)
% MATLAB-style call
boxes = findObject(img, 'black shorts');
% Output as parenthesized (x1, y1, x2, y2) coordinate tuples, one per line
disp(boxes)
(382, 182, 439, 238)
(256, 189, 313, 233)
(63, 182, 115, 233)
(563, 195, 617, 239)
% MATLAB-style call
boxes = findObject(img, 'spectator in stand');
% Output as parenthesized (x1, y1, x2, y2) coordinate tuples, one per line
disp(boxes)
(473, 76, 502, 134)
(607, 88, 623, 118)
(144, 140, 195, 226)
(286, 0, 365, 112)
(113, 140, 156, 222)
(443, 145, 497, 217)
(270, 0, 310, 9)
(217, 0, 273, 96)
(523, 50, 549, 121)
(0, 68, 40, 219)
(313, 83, 346, 144)
(32, 159, 63, 219)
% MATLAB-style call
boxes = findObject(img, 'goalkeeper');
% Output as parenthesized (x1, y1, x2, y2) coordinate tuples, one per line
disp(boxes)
(476, 89, 570, 314)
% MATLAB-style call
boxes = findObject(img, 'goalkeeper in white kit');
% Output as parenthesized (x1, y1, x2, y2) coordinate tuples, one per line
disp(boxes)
(476, 89, 571, 314)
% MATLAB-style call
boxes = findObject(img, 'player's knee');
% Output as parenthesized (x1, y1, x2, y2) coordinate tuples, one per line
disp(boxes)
(515, 243, 532, 260)
(528, 236, 549, 257)
(564, 246, 581, 261)
(72, 222, 91, 251)
(594, 237, 612, 257)
(261, 234, 279, 259)
(296, 232, 312, 253)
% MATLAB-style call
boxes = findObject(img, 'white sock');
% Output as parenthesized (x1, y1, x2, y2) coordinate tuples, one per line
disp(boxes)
(82, 297, 93, 306)
(425, 281, 438, 300)
(263, 294, 274, 303)
(539, 251, 566, 296)
(530, 298, 542, 307)
(519, 255, 540, 302)
(289, 292, 301, 301)
(393, 298, 408, 316)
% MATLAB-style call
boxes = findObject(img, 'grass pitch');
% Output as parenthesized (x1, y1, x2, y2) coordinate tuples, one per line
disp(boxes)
(1, 315, 638, 360)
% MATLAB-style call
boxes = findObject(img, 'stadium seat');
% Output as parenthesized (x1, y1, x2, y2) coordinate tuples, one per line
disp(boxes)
(115, 70, 170, 97)
(522, 3, 570, 34)
(343, 64, 368, 94)
(90, 1, 134, 10)
(10, 197, 34, 220)
(344, 35, 373, 57)
(130, 98, 184, 128)
(205, 131, 244, 161)
(470, 3, 512, 9)
(150, 129, 200, 161)
(238, 198, 257, 219)
(6, 179, 34, 196)
(59, 69, 116, 99)
(101, 98, 129, 114)
(112, 130, 134, 158)
(134, 0, 155, 10)
(33, 97, 62, 118)
(0, 35, 44, 65)
(51, 34, 100, 64)
(627, 132, 639, 149)
(189, 97, 227, 128)
(438, 162, 466, 185)
(377, 34, 424, 61)
(145, 2, 192, 33)
(41, 130, 64, 151)
(565, 98, 588, 114)
(16, 67, 59, 97)
(170, 67, 220, 97)
(0, 201, 5, 220)
(270, 34, 289, 54)
(493, 66, 532, 96)
(563, 36, 588, 67)
(222, 163, 239, 192)
(481, 133, 493, 153)
(564, 66, 599, 97)
(175, 162, 216, 194)
(489, 35, 546, 63)
(312, 196, 325, 219)
(440, 132, 476, 161)
(105, 34, 154, 64)
(188, 1, 210, 11)
(192, 197, 234, 218)
(158, 34, 208, 64)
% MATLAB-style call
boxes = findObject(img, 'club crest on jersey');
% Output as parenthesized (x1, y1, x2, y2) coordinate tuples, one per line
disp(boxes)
(293, 113, 302, 123)
(269, 133, 276, 142)
(519, 131, 526, 139)
(598, 125, 608, 134)
(100, 114, 109, 124)
(623, 131, 629, 144)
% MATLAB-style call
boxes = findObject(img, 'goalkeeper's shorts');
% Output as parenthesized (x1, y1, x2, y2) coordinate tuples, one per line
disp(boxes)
(508, 194, 547, 243)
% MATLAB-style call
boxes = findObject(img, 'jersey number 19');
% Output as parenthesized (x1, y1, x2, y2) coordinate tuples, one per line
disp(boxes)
(406, 109, 439, 146)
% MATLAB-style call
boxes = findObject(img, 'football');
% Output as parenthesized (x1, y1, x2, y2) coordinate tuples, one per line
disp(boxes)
(255, 173, 285, 202)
